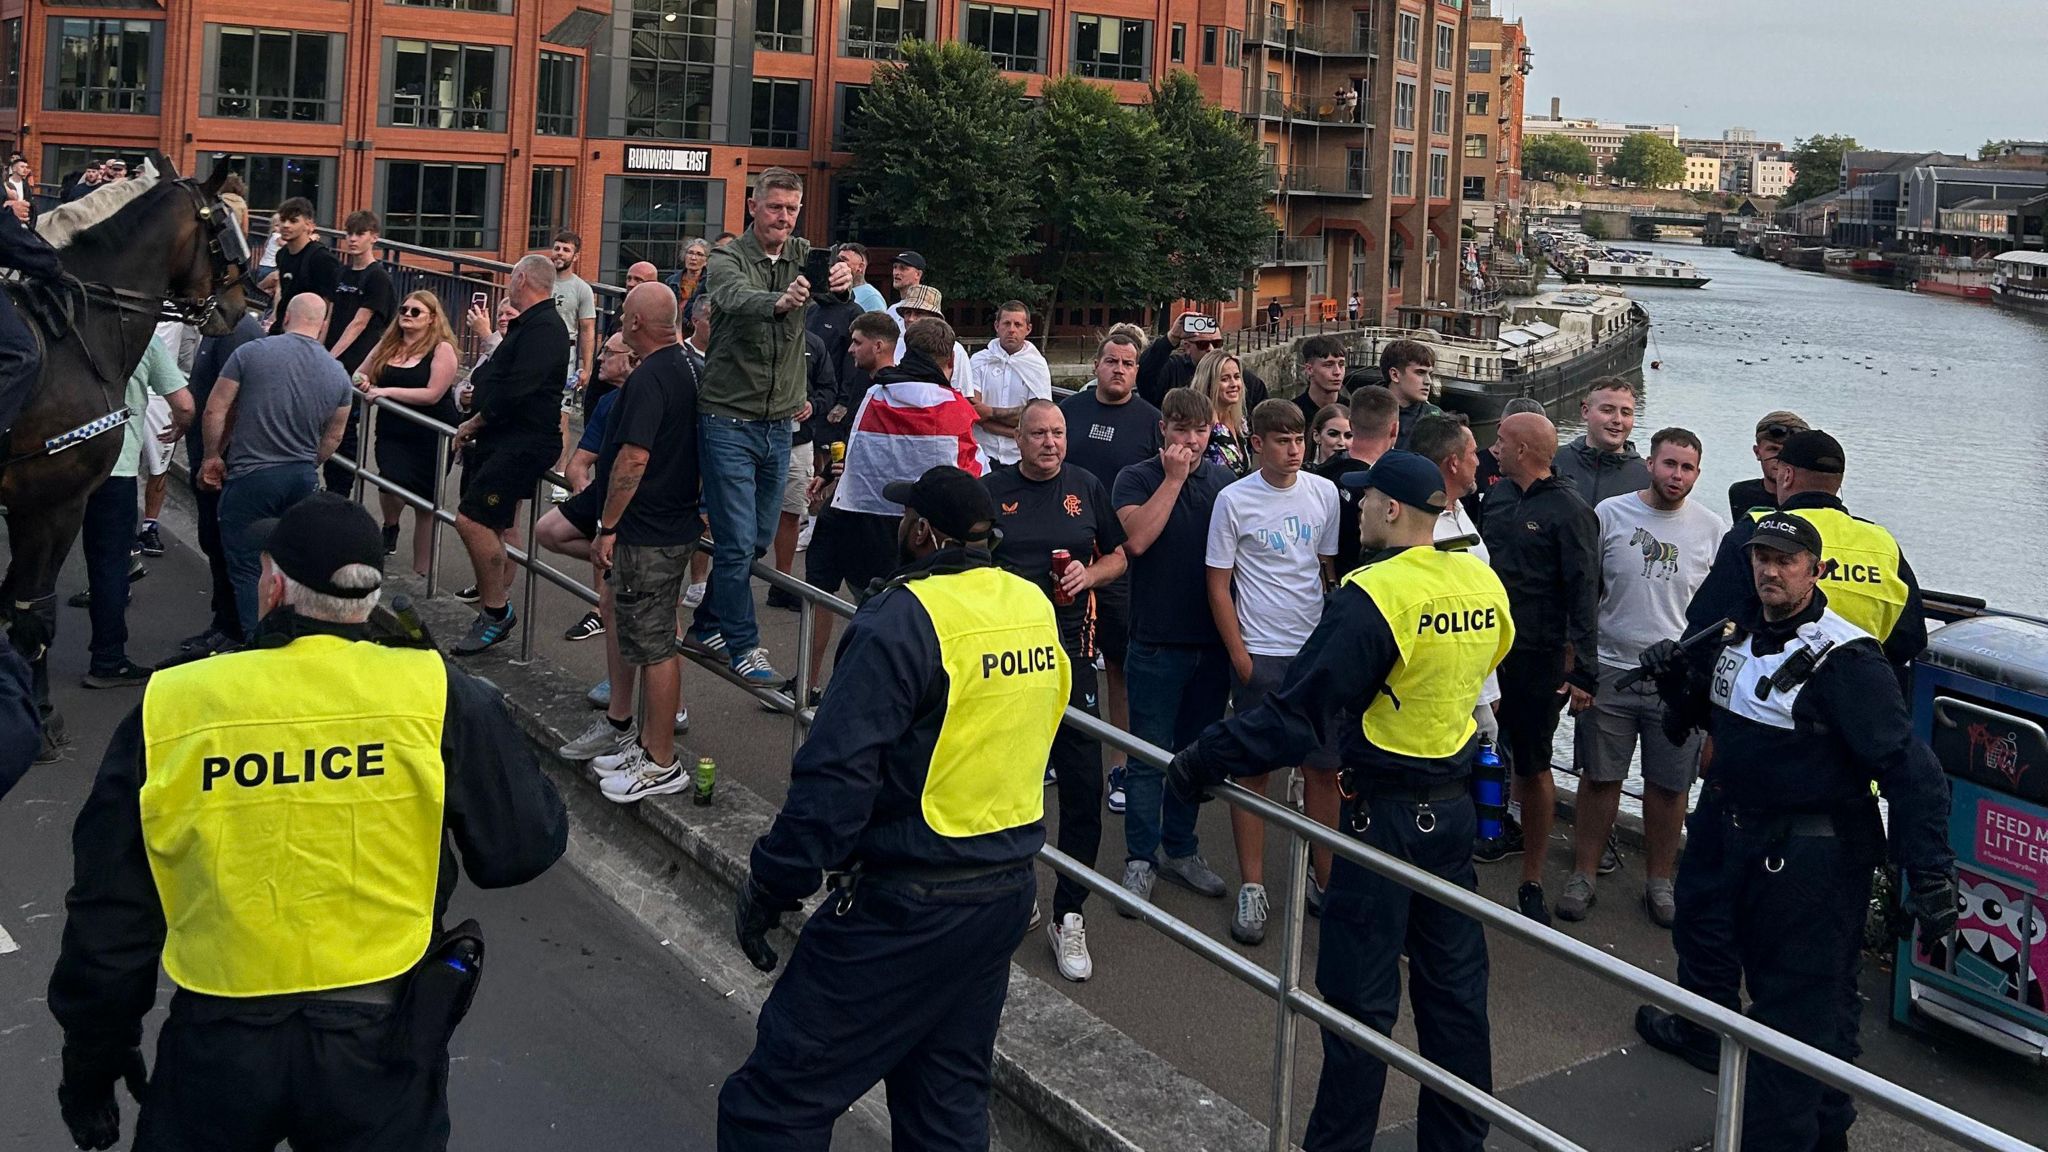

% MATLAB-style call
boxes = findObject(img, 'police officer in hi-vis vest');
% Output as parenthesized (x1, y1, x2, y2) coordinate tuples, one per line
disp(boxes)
(48, 493, 567, 1152)
(1633, 513, 1953, 1152)
(720, 465, 1069, 1151)
(1169, 451, 1514, 1152)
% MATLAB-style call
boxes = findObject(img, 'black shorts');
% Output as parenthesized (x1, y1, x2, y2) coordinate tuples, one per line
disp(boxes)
(1093, 577, 1132, 667)
(805, 507, 898, 598)
(559, 484, 600, 540)
(458, 436, 557, 532)
(1496, 646, 1568, 780)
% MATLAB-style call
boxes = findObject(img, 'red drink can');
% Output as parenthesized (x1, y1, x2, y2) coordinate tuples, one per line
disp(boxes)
(1050, 550, 1076, 606)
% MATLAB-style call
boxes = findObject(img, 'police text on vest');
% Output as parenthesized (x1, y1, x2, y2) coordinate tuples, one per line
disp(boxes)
(982, 646, 1059, 678)
(200, 743, 387, 790)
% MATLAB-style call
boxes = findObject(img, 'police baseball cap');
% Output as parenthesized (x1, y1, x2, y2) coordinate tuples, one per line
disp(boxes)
(884, 466, 997, 544)
(1745, 513, 1823, 559)
(1775, 429, 1845, 474)
(251, 492, 386, 598)
(1337, 449, 1449, 513)
(892, 250, 928, 271)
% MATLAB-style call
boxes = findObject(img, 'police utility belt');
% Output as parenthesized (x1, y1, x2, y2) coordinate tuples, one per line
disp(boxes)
(1337, 773, 1468, 834)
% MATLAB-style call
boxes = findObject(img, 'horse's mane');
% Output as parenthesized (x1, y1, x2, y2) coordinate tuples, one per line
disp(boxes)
(36, 159, 163, 250)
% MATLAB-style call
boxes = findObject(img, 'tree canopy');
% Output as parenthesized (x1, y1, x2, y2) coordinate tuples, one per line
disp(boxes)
(1142, 71, 1273, 310)
(1610, 133, 1686, 188)
(1783, 134, 1858, 206)
(1522, 134, 1596, 180)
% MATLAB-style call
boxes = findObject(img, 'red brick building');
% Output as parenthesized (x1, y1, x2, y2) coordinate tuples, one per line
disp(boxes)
(0, 0, 1464, 323)
(1457, 0, 1528, 233)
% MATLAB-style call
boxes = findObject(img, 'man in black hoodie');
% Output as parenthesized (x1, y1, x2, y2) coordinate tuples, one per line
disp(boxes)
(1480, 412, 1599, 925)
(1551, 378, 1650, 507)
(1135, 311, 1268, 410)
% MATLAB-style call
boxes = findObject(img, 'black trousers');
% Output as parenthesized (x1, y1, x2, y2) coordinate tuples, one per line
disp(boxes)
(718, 867, 1033, 1151)
(134, 996, 449, 1152)
(1048, 647, 1104, 920)
(0, 288, 40, 432)
(323, 406, 363, 495)
(80, 474, 136, 673)
(182, 420, 241, 641)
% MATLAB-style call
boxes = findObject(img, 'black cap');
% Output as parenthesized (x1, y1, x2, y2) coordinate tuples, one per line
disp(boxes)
(892, 250, 928, 271)
(1745, 513, 1823, 559)
(251, 492, 386, 598)
(1336, 449, 1449, 513)
(882, 466, 997, 543)
(1776, 429, 1845, 475)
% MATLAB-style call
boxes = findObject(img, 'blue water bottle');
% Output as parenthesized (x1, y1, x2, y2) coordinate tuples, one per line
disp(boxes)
(1472, 738, 1506, 842)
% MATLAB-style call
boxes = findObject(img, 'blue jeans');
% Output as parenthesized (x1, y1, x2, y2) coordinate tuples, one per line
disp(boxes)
(1122, 640, 1231, 863)
(220, 463, 318, 637)
(691, 413, 790, 658)
(81, 475, 138, 674)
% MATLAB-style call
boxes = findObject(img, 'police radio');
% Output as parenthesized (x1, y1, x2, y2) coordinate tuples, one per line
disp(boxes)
(1755, 623, 1835, 701)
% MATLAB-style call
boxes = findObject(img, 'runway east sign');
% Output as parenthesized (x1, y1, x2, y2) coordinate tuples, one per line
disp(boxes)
(625, 147, 713, 176)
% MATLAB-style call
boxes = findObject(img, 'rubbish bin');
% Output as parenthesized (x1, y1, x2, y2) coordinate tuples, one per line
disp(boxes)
(1893, 614, 2048, 1061)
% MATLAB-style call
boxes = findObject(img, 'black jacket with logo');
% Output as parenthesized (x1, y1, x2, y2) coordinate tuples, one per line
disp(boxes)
(1480, 473, 1599, 684)
(471, 298, 573, 443)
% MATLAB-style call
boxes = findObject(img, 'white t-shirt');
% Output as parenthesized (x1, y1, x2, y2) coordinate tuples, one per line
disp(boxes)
(965, 338, 1052, 464)
(1436, 501, 1501, 706)
(1205, 470, 1341, 656)
(1594, 491, 1729, 669)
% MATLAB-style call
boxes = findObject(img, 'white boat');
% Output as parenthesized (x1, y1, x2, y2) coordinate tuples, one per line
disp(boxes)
(1563, 247, 1710, 289)
(1991, 251, 2048, 316)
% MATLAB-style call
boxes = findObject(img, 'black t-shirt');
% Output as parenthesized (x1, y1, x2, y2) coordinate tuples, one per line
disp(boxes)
(324, 262, 396, 373)
(1293, 388, 1344, 431)
(1059, 388, 1162, 496)
(984, 464, 1127, 644)
(1728, 476, 1772, 521)
(1111, 457, 1232, 648)
(269, 241, 342, 335)
(1317, 453, 1372, 576)
(601, 345, 702, 547)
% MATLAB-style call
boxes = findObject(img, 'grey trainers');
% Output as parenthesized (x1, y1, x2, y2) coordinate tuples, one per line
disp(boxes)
(1231, 883, 1270, 945)
(1645, 879, 1677, 928)
(1556, 872, 1597, 922)
(1159, 853, 1226, 898)
(558, 715, 637, 761)
(1117, 860, 1156, 919)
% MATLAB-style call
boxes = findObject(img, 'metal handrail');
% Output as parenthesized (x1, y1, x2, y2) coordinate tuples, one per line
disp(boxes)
(326, 388, 2041, 1152)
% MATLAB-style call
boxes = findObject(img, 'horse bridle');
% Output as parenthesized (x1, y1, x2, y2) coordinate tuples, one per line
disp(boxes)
(66, 178, 250, 382)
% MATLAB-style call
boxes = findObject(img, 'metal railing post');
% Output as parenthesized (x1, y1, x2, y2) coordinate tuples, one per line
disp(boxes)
(426, 428, 448, 597)
(516, 479, 542, 663)
(1267, 768, 1311, 1152)
(350, 394, 372, 504)
(1714, 1035, 1747, 1152)
(792, 594, 814, 759)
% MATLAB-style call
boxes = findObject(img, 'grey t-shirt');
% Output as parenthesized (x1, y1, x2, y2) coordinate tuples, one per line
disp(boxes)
(219, 333, 353, 479)
(552, 273, 596, 369)
(1593, 491, 1728, 669)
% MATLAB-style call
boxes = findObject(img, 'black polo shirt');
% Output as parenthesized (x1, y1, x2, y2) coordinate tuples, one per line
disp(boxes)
(471, 299, 573, 444)
(984, 464, 1126, 646)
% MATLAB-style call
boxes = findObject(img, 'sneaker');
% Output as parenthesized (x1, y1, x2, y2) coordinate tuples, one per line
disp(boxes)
(563, 610, 604, 642)
(1231, 883, 1270, 945)
(450, 608, 517, 655)
(82, 660, 152, 689)
(1305, 871, 1326, 919)
(765, 586, 802, 612)
(682, 582, 707, 608)
(381, 523, 400, 556)
(128, 556, 147, 582)
(1028, 903, 1042, 932)
(453, 585, 480, 603)
(678, 628, 727, 658)
(1473, 815, 1525, 863)
(1556, 873, 1597, 922)
(674, 709, 690, 734)
(559, 716, 637, 761)
(1049, 913, 1093, 982)
(1516, 881, 1552, 927)
(1116, 860, 1155, 919)
(1159, 853, 1226, 898)
(1105, 765, 1127, 813)
(591, 741, 648, 779)
(586, 679, 612, 709)
(66, 589, 92, 609)
(1634, 1005, 1719, 1074)
(1599, 835, 1623, 876)
(600, 754, 692, 804)
(1043, 764, 1057, 787)
(731, 647, 783, 684)
(136, 523, 165, 556)
(547, 482, 571, 504)
(1644, 879, 1677, 929)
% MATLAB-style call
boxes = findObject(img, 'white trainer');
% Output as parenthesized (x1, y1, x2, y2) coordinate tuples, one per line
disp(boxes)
(600, 755, 691, 804)
(558, 716, 637, 762)
(1049, 913, 1093, 982)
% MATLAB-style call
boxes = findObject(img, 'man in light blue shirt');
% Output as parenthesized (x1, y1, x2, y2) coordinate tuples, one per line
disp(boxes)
(837, 241, 888, 313)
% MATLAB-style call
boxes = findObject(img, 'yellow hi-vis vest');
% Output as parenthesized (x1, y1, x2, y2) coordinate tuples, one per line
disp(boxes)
(139, 635, 448, 997)
(1753, 507, 1910, 643)
(904, 567, 1070, 838)
(1345, 547, 1516, 760)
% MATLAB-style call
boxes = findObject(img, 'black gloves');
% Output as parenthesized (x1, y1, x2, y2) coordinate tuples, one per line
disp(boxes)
(735, 877, 800, 974)
(57, 1042, 147, 1151)
(1637, 639, 1683, 684)
(1165, 748, 1217, 807)
(1900, 869, 1960, 945)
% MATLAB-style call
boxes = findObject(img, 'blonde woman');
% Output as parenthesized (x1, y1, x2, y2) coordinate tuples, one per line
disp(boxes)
(1191, 351, 1251, 476)
(357, 290, 461, 574)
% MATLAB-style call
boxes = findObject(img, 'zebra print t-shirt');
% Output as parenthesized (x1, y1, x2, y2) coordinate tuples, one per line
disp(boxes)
(1592, 491, 1729, 671)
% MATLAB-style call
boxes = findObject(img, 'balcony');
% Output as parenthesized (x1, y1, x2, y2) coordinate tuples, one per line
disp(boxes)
(1269, 163, 1372, 198)
(1255, 89, 1374, 129)
(1249, 14, 1376, 57)
(1264, 234, 1325, 265)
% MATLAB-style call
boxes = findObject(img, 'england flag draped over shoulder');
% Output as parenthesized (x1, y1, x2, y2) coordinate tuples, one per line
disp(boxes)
(830, 379, 987, 516)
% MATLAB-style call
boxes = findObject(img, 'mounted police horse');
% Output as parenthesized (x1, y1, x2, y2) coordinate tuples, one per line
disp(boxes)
(0, 160, 252, 678)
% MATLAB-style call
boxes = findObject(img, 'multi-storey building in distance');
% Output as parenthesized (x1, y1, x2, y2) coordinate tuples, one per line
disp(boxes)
(0, 0, 1466, 325)
(1455, 0, 1527, 234)
(1521, 100, 1678, 178)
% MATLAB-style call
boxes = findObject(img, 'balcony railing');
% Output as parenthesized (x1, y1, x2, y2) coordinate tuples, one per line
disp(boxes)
(1249, 14, 1376, 56)
(1269, 163, 1372, 197)
(1265, 234, 1324, 264)
(1256, 89, 1374, 128)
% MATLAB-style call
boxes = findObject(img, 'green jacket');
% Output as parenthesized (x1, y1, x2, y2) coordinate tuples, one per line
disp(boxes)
(700, 229, 841, 421)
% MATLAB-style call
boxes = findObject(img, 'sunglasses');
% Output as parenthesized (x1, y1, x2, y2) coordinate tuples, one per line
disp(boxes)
(1188, 339, 1222, 351)
(1758, 423, 1798, 442)
(399, 306, 429, 318)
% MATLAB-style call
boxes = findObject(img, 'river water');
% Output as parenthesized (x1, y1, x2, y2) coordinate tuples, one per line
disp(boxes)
(1548, 242, 2048, 618)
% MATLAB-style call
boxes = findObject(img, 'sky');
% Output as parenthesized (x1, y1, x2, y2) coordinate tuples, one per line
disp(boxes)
(1495, 0, 2048, 154)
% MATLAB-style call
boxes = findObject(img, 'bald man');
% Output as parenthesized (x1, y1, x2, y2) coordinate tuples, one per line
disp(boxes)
(626, 261, 660, 289)
(1478, 412, 1599, 925)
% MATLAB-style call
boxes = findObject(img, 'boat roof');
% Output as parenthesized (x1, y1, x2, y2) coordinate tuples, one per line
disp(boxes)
(1994, 251, 2048, 267)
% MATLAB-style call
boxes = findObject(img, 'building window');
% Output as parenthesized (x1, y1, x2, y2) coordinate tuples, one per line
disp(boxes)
(0, 20, 20, 110)
(834, 83, 869, 148)
(529, 165, 571, 249)
(391, 0, 512, 11)
(1463, 133, 1487, 158)
(1431, 86, 1450, 135)
(1395, 12, 1417, 61)
(380, 160, 500, 249)
(623, 2, 719, 139)
(1391, 147, 1412, 196)
(1073, 15, 1150, 82)
(1226, 28, 1241, 59)
(1170, 23, 1185, 63)
(1467, 47, 1492, 74)
(1346, 147, 1368, 192)
(46, 18, 159, 114)
(536, 51, 579, 135)
(1463, 174, 1488, 200)
(607, 177, 712, 282)
(383, 40, 507, 131)
(200, 153, 336, 225)
(1353, 10, 1372, 52)
(1428, 150, 1448, 198)
(751, 78, 807, 148)
(966, 5, 1045, 73)
(206, 28, 340, 123)
(1201, 25, 1217, 64)
(756, 0, 813, 52)
(1465, 89, 1489, 116)
(845, 0, 929, 60)
(1434, 22, 1454, 70)
(1393, 80, 1415, 130)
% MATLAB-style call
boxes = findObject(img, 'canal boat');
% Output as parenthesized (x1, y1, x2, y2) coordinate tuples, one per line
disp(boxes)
(1991, 251, 2048, 316)
(1554, 245, 1710, 289)
(1913, 258, 1995, 301)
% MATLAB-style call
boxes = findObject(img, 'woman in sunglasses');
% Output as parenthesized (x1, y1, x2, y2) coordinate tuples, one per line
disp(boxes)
(1311, 403, 1352, 467)
(355, 291, 461, 574)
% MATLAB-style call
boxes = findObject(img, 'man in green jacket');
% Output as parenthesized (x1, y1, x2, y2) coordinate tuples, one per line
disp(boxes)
(688, 166, 852, 685)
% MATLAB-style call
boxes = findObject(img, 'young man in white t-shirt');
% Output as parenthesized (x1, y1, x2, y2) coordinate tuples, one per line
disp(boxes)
(1559, 428, 1727, 927)
(1205, 399, 1341, 945)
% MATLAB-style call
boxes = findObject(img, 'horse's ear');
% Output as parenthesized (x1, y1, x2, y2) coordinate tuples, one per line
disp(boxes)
(153, 153, 179, 181)
(200, 164, 230, 197)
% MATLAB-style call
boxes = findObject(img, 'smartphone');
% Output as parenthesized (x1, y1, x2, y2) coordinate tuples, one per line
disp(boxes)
(471, 291, 488, 309)
(802, 249, 835, 290)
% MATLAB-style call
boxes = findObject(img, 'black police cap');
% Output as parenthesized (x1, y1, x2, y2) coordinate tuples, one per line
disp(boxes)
(251, 492, 386, 598)
(1776, 429, 1845, 475)
(883, 466, 996, 544)
(1745, 513, 1824, 559)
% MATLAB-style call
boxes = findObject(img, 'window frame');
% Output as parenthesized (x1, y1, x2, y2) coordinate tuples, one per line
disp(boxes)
(1463, 132, 1487, 159)
(204, 26, 343, 124)
(843, 0, 932, 61)
(1467, 47, 1492, 74)
(1071, 14, 1151, 82)
(1463, 174, 1488, 201)
(536, 50, 579, 136)
(380, 38, 509, 132)
(964, 3, 1047, 74)
(1201, 25, 1217, 65)
(1430, 85, 1451, 135)
(1395, 12, 1418, 62)
(377, 158, 503, 250)
(1393, 79, 1415, 131)
(756, 0, 814, 53)
(197, 152, 337, 225)
(1170, 22, 1186, 63)
(750, 76, 809, 148)
(1433, 22, 1454, 70)
(1428, 149, 1448, 198)
(389, 0, 513, 12)
(1465, 88, 1489, 116)
(529, 165, 572, 249)
(0, 19, 20, 111)
(833, 82, 870, 149)
(1391, 146, 1413, 196)
(44, 17, 162, 114)
(603, 174, 722, 285)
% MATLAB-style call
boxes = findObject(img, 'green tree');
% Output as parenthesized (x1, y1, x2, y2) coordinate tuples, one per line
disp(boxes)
(1522, 134, 1595, 180)
(1610, 133, 1686, 188)
(1033, 76, 1169, 318)
(1143, 71, 1272, 309)
(842, 40, 1041, 305)
(1782, 133, 1858, 206)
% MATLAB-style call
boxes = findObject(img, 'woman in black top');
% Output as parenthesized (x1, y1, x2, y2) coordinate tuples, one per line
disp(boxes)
(357, 290, 461, 574)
